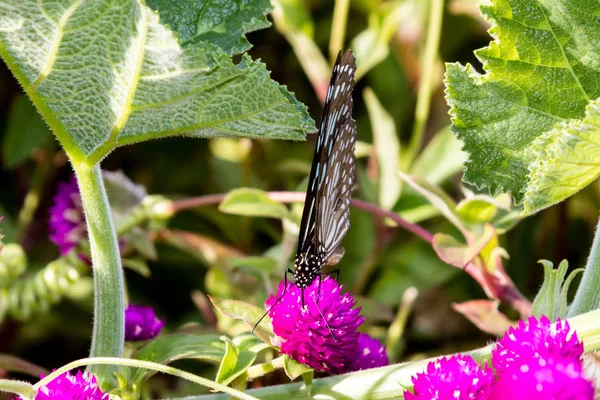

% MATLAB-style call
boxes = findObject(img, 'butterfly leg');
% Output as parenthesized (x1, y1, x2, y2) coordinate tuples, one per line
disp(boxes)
(252, 268, 295, 333)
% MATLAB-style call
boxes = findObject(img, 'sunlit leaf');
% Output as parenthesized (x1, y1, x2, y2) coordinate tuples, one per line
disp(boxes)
(283, 354, 312, 381)
(219, 188, 289, 219)
(0, 1, 314, 164)
(452, 300, 514, 336)
(532, 259, 583, 321)
(3, 94, 51, 168)
(209, 296, 275, 346)
(432, 224, 496, 268)
(364, 88, 401, 210)
(445, 0, 600, 214)
(216, 338, 256, 385)
(147, 0, 272, 55)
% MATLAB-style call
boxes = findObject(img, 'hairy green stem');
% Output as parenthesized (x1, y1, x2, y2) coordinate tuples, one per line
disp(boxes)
(329, 0, 350, 62)
(0, 379, 35, 399)
(73, 163, 124, 384)
(405, 0, 444, 168)
(568, 216, 600, 317)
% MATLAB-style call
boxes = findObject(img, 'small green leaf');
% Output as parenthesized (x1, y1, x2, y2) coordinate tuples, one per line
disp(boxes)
(232, 332, 271, 354)
(132, 333, 225, 382)
(209, 296, 275, 346)
(456, 196, 505, 225)
(283, 354, 312, 381)
(445, 0, 600, 211)
(452, 300, 513, 336)
(351, 1, 409, 80)
(216, 338, 256, 385)
(3, 95, 51, 168)
(411, 128, 467, 184)
(147, 0, 272, 55)
(0, 2, 314, 164)
(433, 224, 496, 268)
(121, 257, 151, 278)
(532, 260, 584, 321)
(364, 88, 401, 210)
(219, 188, 289, 219)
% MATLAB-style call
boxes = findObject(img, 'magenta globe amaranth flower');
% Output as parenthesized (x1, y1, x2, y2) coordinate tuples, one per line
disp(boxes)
(489, 357, 593, 400)
(125, 304, 165, 341)
(492, 316, 584, 374)
(349, 333, 388, 371)
(35, 370, 108, 400)
(489, 315, 593, 399)
(265, 277, 364, 374)
(48, 177, 86, 255)
(404, 355, 493, 400)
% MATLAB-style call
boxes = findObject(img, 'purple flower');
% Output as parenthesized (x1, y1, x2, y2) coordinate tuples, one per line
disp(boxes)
(125, 304, 165, 341)
(34, 370, 108, 400)
(349, 333, 388, 371)
(492, 316, 584, 374)
(489, 357, 593, 400)
(49, 177, 86, 255)
(265, 277, 364, 374)
(404, 355, 494, 400)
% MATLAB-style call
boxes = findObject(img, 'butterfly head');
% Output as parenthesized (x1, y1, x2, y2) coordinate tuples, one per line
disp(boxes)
(294, 252, 325, 289)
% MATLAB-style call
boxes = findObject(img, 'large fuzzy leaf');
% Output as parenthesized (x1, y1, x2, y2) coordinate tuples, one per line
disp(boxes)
(0, 1, 314, 164)
(445, 0, 600, 215)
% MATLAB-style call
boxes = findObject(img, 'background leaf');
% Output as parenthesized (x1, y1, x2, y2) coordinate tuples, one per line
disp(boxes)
(219, 188, 289, 219)
(445, 0, 600, 211)
(2, 95, 51, 168)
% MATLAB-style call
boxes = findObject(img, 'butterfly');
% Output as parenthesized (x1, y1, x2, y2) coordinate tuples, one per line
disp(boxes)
(253, 50, 357, 332)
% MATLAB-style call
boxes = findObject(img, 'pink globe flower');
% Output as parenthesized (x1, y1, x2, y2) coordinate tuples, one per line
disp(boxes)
(492, 316, 584, 374)
(35, 370, 108, 400)
(48, 177, 86, 255)
(265, 277, 364, 374)
(489, 357, 593, 400)
(404, 355, 494, 400)
(125, 304, 165, 341)
(349, 333, 389, 371)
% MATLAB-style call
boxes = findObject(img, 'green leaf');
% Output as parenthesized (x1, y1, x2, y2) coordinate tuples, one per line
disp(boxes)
(411, 127, 467, 185)
(364, 88, 401, 210)
(3, 94, 51, 168)
(456, 195, 506, 225)
(216, 338, 256, 385)
(132, 333, 225, 382)
(219, 188, 289, 219)
(532, 259, 583, 320)
(432, 224, 496, 268)
(283, 354, 312, 381)
(209, 296, 275, 346)
(0, 2, 314, 164)
(228, 256, 278, 275)
(445, 0, 600, 213)
(147, 0, 272, 55)
(232, 332, 271, 354)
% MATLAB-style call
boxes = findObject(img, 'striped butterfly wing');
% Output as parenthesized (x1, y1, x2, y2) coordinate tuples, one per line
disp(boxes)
(297, 50, 357, 262)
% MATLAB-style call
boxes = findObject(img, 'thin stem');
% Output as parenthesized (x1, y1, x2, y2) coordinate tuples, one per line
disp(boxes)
(170, 192, 433, 242)
(246, 356, 285, 381)
(73, 163, 124, 384)
(329, 0, 350, 62)
(386, 287, 418, 362)
(16, 140, 55, 242)
(568, 216, 600, 317)
(33, 357, 259, 400)
(405, 0, 445, 168)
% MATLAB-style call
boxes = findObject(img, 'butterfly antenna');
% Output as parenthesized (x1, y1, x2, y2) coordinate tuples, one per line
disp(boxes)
(312, 297, 337, 343)
(252, 282, 291, 334)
